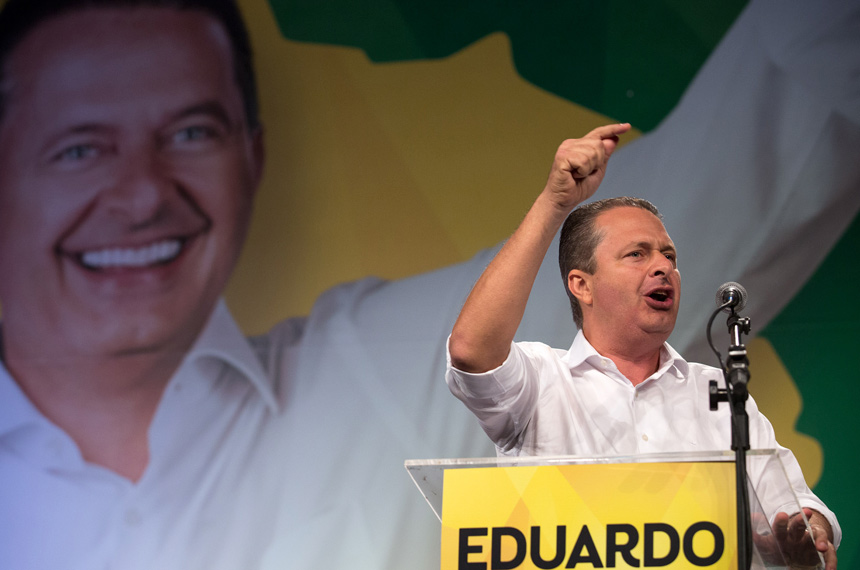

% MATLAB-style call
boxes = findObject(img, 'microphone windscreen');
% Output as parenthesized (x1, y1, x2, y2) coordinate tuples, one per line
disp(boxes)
(716, 281, 747, 313)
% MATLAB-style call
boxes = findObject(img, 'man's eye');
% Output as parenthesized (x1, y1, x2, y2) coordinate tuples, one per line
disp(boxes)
(628, 251, 642, 258)
(174, 125, 215, 142)
(54, 144, 99, 162)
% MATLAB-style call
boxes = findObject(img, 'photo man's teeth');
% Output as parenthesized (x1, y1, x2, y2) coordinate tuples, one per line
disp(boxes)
(80, 239, 182, 269)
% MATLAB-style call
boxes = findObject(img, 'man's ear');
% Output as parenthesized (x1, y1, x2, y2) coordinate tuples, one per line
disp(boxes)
(568, 269, 593, 307)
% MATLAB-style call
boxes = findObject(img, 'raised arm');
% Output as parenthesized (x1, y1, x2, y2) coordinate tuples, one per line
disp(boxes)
(448, 123, 631, 373)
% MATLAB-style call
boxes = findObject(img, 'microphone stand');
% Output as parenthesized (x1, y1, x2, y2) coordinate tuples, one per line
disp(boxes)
(708, 307, 753, 570)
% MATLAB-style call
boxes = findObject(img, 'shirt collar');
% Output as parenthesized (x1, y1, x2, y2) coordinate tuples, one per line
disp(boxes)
(181, 299, 278, 413)
(563, 330, 690, 380)
(0, 299, 277, 438)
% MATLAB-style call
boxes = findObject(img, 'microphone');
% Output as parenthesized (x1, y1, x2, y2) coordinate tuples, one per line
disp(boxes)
(715, 281, 747, 313)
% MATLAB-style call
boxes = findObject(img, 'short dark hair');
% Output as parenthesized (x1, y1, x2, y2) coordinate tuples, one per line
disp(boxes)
(558, 197, 662, 328)
(0, 0, 259, 130)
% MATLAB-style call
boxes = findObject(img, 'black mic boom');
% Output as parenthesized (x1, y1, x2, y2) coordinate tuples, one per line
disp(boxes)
(715, 281, 748, 313)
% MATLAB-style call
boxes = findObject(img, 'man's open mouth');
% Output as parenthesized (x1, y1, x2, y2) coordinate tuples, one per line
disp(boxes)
(645, 287, 674, 308)
(648, 290, 671, 302)
(76, 238, 185, 270)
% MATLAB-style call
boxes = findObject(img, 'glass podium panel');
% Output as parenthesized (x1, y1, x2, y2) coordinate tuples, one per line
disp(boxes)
(406, 450, 824, 569)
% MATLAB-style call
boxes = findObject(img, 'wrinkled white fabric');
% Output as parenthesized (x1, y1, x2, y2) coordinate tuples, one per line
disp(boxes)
(0, 281, 493, 570)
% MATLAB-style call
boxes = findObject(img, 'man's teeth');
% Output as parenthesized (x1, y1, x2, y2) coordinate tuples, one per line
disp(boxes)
(80, 239, 182, 269)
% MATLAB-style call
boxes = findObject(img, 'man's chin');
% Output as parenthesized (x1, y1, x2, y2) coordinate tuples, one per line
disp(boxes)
(66, 329, 194, 360)
(55, 306, 211, 361)
(642, 315, 677, 339)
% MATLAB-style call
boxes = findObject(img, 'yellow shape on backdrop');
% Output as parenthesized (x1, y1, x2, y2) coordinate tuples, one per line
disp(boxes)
(747, 337, 823, 486)
(229, 1, 639, 330)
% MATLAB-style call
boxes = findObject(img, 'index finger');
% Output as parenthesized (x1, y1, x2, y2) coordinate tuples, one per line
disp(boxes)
(810, 524, 832, 552)
(586, 123, 632, 140)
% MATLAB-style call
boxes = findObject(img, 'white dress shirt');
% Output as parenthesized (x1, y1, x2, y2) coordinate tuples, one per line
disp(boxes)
(446, 331, 841, 547)
(0, 271, 495, 570)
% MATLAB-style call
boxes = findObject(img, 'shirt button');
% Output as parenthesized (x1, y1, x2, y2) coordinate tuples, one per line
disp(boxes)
(641, 434, 649, 442)
(124, 508, 142, 527)
(601, 359, 609, 368)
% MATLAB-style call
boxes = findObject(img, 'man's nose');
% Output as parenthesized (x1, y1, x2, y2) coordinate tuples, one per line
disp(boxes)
(650, 252, 674, 276)
(103, 154, 172, 224)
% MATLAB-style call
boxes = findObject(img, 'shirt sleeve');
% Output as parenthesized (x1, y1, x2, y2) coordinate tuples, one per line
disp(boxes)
(746, 397, 842, 548)
(445, 339, 543, 452)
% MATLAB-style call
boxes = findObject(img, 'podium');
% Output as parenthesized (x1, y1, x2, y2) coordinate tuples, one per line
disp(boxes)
(406, 450, 823, 569)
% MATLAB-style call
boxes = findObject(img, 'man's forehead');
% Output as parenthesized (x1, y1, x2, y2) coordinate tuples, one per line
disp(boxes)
(4, 6, 228, 76)
(594, 206, 674, 246)
(595, 205, 663, 227)
(0, 7, 239, 129)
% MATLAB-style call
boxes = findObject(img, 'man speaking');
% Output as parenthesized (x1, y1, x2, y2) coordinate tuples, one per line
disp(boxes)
(446, 123, 841, 569)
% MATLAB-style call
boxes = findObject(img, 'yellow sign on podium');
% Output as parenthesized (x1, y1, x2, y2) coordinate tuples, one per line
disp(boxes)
(441, 462, 737, 569)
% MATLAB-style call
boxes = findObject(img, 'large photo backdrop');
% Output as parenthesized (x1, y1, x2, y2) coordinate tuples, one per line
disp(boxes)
(229, 0, 860, 565)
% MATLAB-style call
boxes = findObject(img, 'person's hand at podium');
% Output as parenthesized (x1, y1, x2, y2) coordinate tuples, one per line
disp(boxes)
(753, 507, 837, 569)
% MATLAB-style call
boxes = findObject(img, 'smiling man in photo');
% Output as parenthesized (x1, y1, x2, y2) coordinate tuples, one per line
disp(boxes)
(0, 4, 496, 569)
(0, 1, 262, 481)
